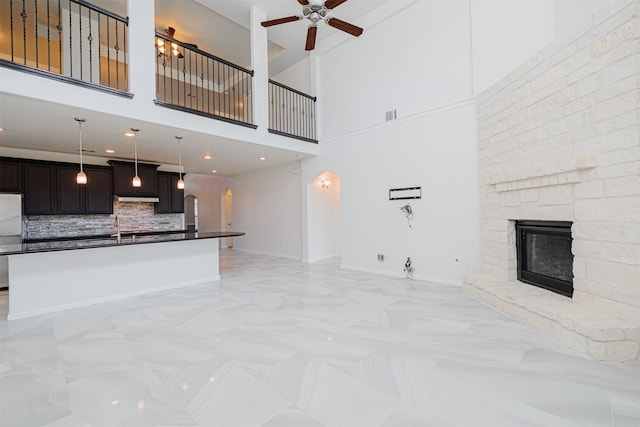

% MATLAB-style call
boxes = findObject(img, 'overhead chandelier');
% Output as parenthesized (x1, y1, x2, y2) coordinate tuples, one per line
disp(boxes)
(156, 27, 184, 59)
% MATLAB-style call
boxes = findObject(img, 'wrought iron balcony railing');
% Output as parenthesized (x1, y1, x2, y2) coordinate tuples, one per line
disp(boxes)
(154, 32, 255, 128)
(0, 0, 130, 96)
(268, 79, 317, 143)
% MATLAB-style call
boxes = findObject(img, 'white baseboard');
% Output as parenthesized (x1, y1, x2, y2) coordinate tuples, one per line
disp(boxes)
(232, 247, 302, 261)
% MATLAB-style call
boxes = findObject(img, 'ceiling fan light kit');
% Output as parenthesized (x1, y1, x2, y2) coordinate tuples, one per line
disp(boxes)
(261, 0, 363, 51)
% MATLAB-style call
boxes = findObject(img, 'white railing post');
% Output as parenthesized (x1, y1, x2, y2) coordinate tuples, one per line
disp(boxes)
(250, 6, 269, 131)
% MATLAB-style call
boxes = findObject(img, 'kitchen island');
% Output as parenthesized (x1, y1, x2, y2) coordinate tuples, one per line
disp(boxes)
(1, 231, 244, 320)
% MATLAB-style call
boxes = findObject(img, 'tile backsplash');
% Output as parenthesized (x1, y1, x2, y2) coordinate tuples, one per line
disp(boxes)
(24, 202, 184, 239)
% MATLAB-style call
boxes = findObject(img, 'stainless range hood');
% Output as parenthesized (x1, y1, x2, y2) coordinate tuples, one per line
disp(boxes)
(114, 195, 160, 203)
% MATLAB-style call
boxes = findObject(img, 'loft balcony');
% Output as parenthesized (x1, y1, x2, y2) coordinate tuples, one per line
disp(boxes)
(0, 0, 131, 97)
(153, 31, 255, 129)
(0, 0, 317, 144)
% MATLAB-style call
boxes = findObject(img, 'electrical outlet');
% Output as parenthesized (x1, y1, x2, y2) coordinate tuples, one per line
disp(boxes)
(378, 254, 385, 262)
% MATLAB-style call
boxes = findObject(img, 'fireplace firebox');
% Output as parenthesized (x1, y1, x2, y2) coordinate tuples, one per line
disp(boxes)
(515, 220, 574, 297)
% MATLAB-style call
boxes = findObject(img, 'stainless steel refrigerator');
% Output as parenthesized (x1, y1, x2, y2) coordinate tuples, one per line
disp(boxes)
(0, 194, 22, 288)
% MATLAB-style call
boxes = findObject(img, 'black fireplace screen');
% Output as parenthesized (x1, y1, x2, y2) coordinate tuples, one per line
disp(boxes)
(516, 221, 574, 297)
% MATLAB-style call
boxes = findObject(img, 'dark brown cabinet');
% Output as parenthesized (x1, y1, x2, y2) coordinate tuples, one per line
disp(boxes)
(56, 165, 114, 214)
(85, 166, 113, 214)
(24, 162, 56, 215)
(0, 158, 22, 193)
(57, 165, 83, 214)
(109, 160, 158, 197)
(156, 172, 184, 214)
(6, 157, 113, 216)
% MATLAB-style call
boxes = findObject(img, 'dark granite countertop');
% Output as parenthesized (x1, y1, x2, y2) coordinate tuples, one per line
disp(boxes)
(21, 229, 192, 243)
(0, 231, 245, 255)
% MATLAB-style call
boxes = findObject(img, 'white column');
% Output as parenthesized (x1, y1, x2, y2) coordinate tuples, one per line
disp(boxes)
(309, 51, 320, 140)
(250, 6, 270, 131)
(127, 0, 156, 103)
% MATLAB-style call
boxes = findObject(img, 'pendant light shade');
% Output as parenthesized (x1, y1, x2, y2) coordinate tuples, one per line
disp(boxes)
(176, 136, 185, 190)
(75, 117, 87, 185)
(131, 128, 141, 188)
(76, 171, 88, 185)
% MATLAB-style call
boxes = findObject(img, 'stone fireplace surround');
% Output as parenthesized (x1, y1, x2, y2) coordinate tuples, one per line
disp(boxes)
(463, 0, 639, 362)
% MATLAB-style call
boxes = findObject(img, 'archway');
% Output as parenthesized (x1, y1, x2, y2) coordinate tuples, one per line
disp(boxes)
(307, 171, 341, 262)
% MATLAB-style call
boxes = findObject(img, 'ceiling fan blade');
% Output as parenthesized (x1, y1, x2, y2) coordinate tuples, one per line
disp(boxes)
(305, 25, 318, 51)
(327, 17, 363, 37)
(298, 0, 309, 5)
(324, 0, 348, 9)
(261, 16, 301, 27)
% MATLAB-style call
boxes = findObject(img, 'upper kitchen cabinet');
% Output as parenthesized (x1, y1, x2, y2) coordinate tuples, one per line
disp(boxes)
(57, 165, 83, 214)
(57, 164, 114, 215)
(0, 158, 22, 193)
(156, 172, 184, 214)
(109, 161, 158, 198)
(85, 166, 113, 214)
(24, 162, 56, 215)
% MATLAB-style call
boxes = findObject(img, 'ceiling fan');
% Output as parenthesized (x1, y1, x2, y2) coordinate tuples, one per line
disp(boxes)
(261, 0, 364, 51)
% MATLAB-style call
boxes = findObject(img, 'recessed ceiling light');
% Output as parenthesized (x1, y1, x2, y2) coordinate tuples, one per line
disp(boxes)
(124, 131, 135, 137)
(211, 170, 217, 173)
(0, 127, 4, 132)
(105, 149, 115, 154)
(204, 154, 212, 160)
(259, 156, 266, 161)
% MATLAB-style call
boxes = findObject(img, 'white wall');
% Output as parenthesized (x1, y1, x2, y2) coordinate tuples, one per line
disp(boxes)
(184, 174, 234, 233)
(471, 0, 609, 95)
(319, 1, 473, 139)
(553, 0, 609, 38)
(471, 0, 555, 95)
(307, 171, 341, 262)
(231, 162, 303, 259)
(303, 102, 481, 284)
(271, 57, 312, 94)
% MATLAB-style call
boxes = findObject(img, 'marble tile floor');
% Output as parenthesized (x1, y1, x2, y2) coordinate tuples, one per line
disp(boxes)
(0, 249, 638, 427)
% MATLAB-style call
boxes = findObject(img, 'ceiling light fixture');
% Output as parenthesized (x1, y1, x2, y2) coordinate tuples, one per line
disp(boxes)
(259, 156, 266, 161)
(176, 136, 185, 190)
(124, 131, 135, 137)
(74, 117, 87, 185)
(105, 149, 115, 154)
(212, 170, 217, 173)
(130, 128, 141, 188)
(157, 27, 184, 59)
(204, 154, 212, 160)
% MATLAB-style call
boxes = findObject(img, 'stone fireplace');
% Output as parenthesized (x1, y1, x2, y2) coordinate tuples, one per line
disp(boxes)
(463, 0, 639, 361)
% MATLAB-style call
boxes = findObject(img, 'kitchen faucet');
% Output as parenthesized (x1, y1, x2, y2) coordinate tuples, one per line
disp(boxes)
(112, 216, 121, 244)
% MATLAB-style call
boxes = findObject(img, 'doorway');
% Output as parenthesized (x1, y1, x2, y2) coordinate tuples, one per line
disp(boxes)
(221, 189, 233, 248)
(185, 194, 198, 232)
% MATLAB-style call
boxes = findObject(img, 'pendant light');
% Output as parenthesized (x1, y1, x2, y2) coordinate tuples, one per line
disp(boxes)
(75, 117, 87, 185)
(176, 136, 185, 190)
(131, 128, 141, 187)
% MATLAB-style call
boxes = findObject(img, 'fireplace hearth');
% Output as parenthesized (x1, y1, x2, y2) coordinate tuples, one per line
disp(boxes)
(515, 221, 573, 298)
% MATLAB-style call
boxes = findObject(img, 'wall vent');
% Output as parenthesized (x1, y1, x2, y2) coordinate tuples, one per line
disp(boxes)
(385, 109, 397, 121)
